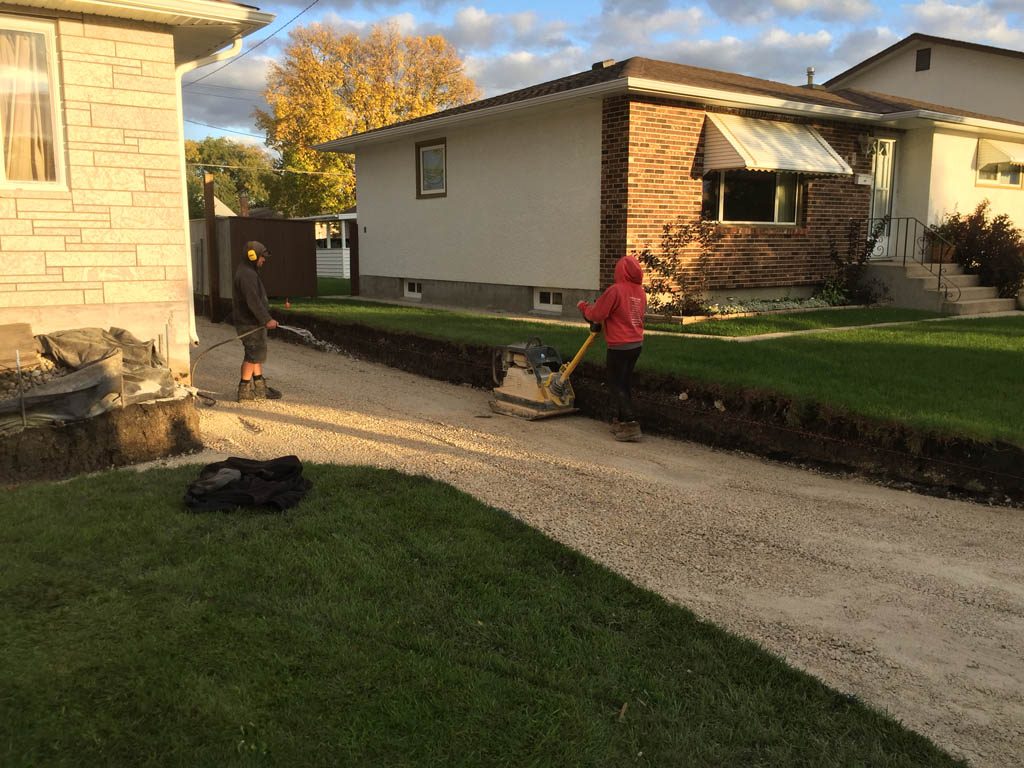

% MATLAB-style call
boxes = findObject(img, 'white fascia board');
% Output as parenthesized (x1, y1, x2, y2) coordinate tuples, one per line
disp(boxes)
(3, 0, 274, 27)
(624, 77, 883, 123)
(877, 110, 1024, 138)
(316, 79, 628, 152)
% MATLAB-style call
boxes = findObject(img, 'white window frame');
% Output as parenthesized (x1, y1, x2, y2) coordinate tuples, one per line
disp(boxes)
(403, 279, 423, 300)
(0, 16, 66, 189)
(976, 162, 1022, 189)
(703, 170, 800, 225)
(533, 288, 564, 312)
(415, 138, 446, 198)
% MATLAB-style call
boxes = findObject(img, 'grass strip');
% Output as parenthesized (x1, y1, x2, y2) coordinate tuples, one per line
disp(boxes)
(0, 465, 965, 767)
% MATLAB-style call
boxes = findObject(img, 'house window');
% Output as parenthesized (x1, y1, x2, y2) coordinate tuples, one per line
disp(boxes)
(533, 289, 563, 312)
(977, 162, 1022, 188)
(915, 48, 931, 72)
(702, 170, 799, 224)
(416, 138, 446, 198)
(404, 280, 423, 299)
(0, 17, 63, 186)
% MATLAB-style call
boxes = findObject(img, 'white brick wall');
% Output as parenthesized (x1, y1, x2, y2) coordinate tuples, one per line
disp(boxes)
(0, 12, 192, 377)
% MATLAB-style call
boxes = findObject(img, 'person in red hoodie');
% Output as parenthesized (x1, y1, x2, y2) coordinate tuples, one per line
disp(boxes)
(577, 255, 647, 442)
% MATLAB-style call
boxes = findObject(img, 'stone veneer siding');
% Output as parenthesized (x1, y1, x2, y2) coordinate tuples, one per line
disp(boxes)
(0, 12, 191, 376)
(600, 95, 876, 292)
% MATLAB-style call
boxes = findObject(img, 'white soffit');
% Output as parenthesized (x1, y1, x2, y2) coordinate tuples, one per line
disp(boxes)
(703, 112, 853, 175)
(0, 0, 274, 64)
(978, 138, 1024, 167)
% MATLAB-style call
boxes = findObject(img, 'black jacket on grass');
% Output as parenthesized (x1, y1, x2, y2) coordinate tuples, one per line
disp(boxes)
(184, 456, 311, 511)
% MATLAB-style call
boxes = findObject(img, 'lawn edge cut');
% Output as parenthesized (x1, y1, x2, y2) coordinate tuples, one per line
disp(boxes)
(0, 396, 202, 484)
(280, 311, 1024, 505)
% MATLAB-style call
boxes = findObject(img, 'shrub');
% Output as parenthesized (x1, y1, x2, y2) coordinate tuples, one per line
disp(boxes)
(817, 218, 888, 306)
(636, 218, 722, 316)
(933, 201, 1024, 299)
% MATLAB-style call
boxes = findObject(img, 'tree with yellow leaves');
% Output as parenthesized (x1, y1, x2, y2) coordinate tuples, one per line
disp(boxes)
(256, 22, 480, 217)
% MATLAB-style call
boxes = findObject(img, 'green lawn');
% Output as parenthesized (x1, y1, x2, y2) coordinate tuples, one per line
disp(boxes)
(1, 465, 964, 768)
(277, 300, 1024, 446)
(316, 276, 351, 296)
(649, 308, 944, 336)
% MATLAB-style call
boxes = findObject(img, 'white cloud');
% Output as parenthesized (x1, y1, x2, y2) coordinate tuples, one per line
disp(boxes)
(463, 49, 589, 94)
(706, 0, 875, 22)
(903, 1, 1024, 48)
(183, 55, 274, 137)
(592, 7, 705, 51)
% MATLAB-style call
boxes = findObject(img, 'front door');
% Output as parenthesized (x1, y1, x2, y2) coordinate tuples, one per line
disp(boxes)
(869, 138, 896, 258)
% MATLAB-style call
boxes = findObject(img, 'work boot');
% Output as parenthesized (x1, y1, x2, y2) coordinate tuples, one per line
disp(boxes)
(237, 379, 255, 402)
(613, 421, 642, 442)
(253, 377, 282, 400)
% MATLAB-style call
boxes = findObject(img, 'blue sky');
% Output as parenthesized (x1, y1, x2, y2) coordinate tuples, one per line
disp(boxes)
(182, 0, 1024, 144)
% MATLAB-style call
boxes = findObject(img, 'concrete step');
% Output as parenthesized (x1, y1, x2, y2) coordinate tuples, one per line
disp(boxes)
(941, 297, 1018, 315)
(908, 273, 981, 289)
(907, 262, 964, 277)
(931, 285, 1000, 302)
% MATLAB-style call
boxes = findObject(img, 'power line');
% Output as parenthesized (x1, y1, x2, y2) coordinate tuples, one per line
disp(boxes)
(187, 162, 349, 178)
(186, 90, 267, 103)
(184, 119, 264, 139)
(184, 0, 323, 88)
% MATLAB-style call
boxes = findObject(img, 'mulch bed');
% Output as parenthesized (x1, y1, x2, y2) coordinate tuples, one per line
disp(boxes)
(278, 310, 1024, 506)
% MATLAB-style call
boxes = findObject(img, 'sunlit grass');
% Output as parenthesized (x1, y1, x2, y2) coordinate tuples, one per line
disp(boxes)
(1, 465, 965, 768)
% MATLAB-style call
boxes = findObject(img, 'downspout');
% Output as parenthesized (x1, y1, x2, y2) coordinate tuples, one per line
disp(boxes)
(174, 36, 244, 354)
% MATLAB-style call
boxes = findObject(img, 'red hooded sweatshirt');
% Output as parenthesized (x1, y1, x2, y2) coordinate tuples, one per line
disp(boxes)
(579, 256, 647, 347)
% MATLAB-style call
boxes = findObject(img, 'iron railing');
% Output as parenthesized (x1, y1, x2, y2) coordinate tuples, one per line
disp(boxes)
(862, 216, 961, 302)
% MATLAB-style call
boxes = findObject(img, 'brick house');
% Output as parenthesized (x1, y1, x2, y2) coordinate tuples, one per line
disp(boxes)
(0, 1, 272, 377)
(319, 54, 1024, 315)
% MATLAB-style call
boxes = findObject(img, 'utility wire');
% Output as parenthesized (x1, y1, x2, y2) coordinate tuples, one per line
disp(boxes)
(187, 162, 349, 178)
(184, 0, 323, 88)
(184, 119, 264, 138)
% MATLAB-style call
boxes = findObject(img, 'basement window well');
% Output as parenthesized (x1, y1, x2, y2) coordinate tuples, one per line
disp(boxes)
(404, 280, 423, 299)
(534, 289, 563, 311)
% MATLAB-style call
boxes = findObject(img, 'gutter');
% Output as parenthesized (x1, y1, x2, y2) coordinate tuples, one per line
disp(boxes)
(175, 36, 245, 350)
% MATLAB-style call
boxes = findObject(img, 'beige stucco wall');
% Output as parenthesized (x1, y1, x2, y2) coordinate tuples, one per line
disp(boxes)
(928, 130, 1024, 226)
(355, 100, 602, 291)
(0, 13, 191, 377)
(838, 44, 1024, 123)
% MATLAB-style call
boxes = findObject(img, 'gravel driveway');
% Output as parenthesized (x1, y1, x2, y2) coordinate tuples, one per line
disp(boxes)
(181, 318, 1023, 767)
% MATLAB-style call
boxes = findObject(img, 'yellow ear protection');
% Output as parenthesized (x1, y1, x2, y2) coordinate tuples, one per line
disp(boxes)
(247, 248, 258, 262)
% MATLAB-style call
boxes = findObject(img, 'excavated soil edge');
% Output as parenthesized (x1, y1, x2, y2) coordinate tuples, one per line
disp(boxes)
(280, 311, 1024, 506)
(1, 397, 202, 485)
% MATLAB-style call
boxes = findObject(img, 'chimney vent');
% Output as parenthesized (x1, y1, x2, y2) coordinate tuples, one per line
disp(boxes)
(592, 59, 616, 70)
(806, 66, 815, 86)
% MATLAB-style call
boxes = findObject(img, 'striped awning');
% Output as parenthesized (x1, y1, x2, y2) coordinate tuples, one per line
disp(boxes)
(703, 113, 852, 175)
(977, 138, 1024, 167)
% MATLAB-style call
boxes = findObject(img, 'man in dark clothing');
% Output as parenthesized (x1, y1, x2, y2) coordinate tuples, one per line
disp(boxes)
(232, 240, 282, 401)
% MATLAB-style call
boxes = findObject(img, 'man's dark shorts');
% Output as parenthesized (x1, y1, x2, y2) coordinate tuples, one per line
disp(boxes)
(238, 326, 267, 364)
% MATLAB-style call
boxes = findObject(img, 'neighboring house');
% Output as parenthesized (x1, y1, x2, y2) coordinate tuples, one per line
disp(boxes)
(299, 208, 357, 279)
(825, 33, 1024, 228)
(825, 33, 1024, 124)
(318, 53, 1024, 316)
(0, 0, 273, 378)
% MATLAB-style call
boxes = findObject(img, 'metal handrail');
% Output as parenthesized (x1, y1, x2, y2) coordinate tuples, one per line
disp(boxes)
(863, 216, 961, 302)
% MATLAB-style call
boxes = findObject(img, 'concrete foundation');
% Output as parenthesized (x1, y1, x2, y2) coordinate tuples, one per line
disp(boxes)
(359, 275, 595, 318)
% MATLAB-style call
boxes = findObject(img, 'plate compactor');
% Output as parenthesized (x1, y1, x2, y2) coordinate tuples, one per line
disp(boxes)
(489, 324, 600, 420)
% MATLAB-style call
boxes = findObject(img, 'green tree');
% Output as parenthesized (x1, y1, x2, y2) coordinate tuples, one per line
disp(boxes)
(256, 21, 480, 217)
(185, 137, 277, 219)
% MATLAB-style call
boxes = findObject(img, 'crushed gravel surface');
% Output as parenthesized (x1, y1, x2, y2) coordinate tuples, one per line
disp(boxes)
(170, 319, 1023, 767)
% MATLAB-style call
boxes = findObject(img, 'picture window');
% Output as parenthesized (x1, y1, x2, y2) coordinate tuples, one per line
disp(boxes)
(701, 170, 799, 224)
